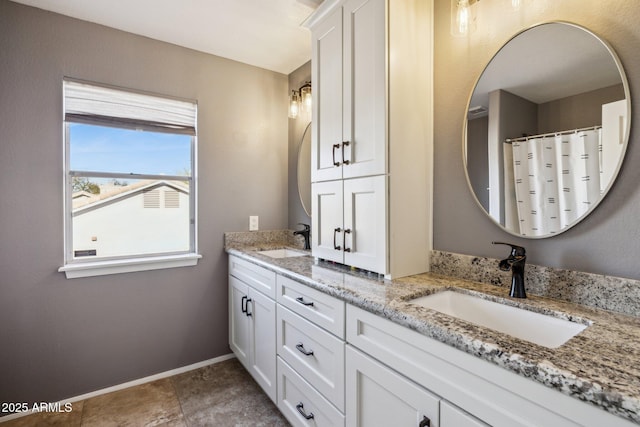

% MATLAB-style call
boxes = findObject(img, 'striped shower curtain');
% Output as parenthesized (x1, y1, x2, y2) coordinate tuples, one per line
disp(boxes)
(510, 129, 602, 237)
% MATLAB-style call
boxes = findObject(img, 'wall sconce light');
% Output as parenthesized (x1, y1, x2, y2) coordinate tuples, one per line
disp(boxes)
(451, 0, 479, 37)
(289, 81, 312, 119)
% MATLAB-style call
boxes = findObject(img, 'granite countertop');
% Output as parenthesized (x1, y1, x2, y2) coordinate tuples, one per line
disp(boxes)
(226, 242, 640, 424)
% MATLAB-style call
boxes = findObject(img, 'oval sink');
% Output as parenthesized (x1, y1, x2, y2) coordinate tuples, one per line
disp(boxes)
(410, 290, 588, 348)
(258, 249, 308, 259)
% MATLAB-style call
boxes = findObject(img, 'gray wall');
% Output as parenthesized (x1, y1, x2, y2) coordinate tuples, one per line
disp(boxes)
(538, 84, 625, 133)
(288, 61, 312, 229)
(0, 0, 288, 407)
(434, 0, 640, 280)
(466, 116, 489, 211)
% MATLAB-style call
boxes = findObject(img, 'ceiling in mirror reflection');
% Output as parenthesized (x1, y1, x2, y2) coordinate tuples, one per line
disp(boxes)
(469, 23, 622, 113)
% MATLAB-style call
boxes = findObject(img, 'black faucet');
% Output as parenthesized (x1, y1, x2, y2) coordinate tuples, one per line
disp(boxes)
(492, 242, 527, 298)
(293, 223, 311, 250)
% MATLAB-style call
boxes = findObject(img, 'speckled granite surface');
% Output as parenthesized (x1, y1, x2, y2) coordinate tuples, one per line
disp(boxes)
(224, 233, 640, 424)
(431, 250, 640, 317)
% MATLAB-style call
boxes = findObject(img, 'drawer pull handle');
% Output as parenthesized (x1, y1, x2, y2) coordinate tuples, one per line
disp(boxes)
(342, 140, 350, 165)
(333, 227, 342, 250)
(419, 415, 431, 427)
(241, 295, 248, 314)
(332, 143, 341, 167)
(296, 402, 314, 420)
(295, 296, 314, 307)
(245, 298, 252, 317)
(343, 228, 352, 252)
(296, 343, 314, 356)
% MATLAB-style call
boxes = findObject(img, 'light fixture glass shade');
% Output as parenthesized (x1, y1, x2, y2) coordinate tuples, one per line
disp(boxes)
(300, 86, 312, 113)
(451, 0, 477, 37)
(288, 90, 300, 119)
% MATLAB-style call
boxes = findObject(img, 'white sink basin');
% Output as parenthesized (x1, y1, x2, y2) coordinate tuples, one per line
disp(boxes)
(410, 290, 588, 348)
(258, 249, 308, 259)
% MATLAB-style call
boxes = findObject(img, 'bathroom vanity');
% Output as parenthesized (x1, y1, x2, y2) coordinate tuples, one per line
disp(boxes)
(226, 235, 640, 427)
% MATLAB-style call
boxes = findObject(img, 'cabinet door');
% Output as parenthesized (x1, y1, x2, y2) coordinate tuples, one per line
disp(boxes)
(343, 176, 387, 273)
(312, 6, 344, 183)
(229, 276, 250, 368)
(342, 0, 386, 179)
(312, 180, 344, 263)
(346, 345, 440, 427)
(248, 289, 277, 404)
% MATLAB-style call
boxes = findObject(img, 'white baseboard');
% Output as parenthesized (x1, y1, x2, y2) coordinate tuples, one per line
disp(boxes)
(0, 353, 236, 423)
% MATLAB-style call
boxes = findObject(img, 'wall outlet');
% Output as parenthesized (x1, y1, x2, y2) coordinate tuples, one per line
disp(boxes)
(249, 216, 259, 231)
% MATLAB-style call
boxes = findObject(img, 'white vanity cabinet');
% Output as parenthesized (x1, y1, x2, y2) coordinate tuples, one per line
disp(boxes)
(228, 256, 277, 403)
(307, 0, 433, 278)
(276, 275, 347, 426)
(346, 304, 637, 427)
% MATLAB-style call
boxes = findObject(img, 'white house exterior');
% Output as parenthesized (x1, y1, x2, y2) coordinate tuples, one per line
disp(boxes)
(72, 180, 190, 259)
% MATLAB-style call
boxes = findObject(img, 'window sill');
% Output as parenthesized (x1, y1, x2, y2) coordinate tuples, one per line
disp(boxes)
(58, 253, 202, 279)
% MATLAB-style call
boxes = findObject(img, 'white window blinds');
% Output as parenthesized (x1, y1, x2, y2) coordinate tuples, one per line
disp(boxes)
(63, 79, 196, 135)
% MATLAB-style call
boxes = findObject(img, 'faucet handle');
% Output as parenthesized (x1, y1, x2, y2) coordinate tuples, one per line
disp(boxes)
(492, 241, 526, 257)
(297, 223, 310, 231)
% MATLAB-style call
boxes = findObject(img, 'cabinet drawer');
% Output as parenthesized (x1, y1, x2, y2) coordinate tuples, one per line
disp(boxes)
(441, 401, 489, 427)
(277, 306, 345, 411)
(229, 255, 276, 299)
(277, 275, 345, 338)
(277, 357, 345, 427)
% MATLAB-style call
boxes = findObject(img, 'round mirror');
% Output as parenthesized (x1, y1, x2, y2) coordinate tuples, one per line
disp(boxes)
(297, 121, 312, 216)
(464, 22, 630, 238)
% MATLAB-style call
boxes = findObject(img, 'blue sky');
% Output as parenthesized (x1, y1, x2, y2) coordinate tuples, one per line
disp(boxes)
(70, 123, 191, 176)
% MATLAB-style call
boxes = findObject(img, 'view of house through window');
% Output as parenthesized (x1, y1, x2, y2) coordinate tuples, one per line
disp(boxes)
(63, 80, 197, 264)
(69, 124, 192, 259)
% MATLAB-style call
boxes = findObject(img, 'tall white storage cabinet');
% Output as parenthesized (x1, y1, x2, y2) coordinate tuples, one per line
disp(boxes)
(306, 0, 433, 278)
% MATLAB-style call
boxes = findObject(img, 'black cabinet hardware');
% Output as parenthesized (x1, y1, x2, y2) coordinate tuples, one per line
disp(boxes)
(419, 415, 430, 427)
(332, 143, 341, 166)
(343, 228, 352, 252)
(333, 227, 342, 250)
(241, 295, 247, 314)
(342, 141, 350, 165)
(296, 402, 315, 420)
(296, 296, 314, 307)
(245, 298, 252, 317)
(296, 343, 314, 356)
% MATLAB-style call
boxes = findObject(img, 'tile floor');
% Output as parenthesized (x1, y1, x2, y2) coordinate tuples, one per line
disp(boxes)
(2, 358, 290, 426)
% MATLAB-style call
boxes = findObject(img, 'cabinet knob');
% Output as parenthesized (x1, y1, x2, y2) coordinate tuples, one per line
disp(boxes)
(296, 402, 315, 420)
(333, 227, 342, 250)
(332, 143, 341, 166)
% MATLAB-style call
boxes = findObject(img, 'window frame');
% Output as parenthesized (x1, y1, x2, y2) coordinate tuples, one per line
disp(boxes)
(59, 79, 200, 279)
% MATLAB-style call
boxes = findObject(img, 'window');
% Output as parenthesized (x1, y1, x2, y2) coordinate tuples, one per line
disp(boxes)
(59, 79, 200, 278)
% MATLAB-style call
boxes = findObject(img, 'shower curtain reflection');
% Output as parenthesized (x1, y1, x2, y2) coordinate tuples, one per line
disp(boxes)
(506, 128, 602, 237)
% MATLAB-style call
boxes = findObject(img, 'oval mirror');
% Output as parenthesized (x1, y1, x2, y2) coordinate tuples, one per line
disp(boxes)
(464, 22, 630, 238)
(297, 121, 312, 217)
